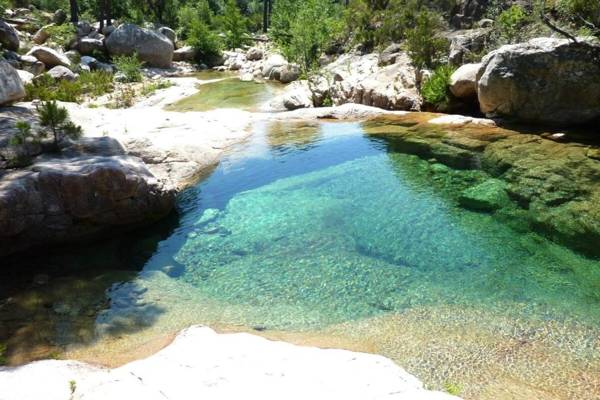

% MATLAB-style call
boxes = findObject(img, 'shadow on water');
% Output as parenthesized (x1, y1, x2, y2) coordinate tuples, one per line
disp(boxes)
(0, 211, 181, 365)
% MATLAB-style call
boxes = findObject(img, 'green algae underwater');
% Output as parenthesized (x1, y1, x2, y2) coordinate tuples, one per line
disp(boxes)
(1, 118, 599, 399)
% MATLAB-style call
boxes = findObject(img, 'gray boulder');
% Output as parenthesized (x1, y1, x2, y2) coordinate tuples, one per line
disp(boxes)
(19, 55, 45, 75)
(0, 59, 25, 105)
(26, 46, 72, 68)
(106, 23, 174, 68)
(32, 24, 52, 45)
(80, 55, 114, 73)
(447, 28, 491, 66)
(477, 38, 600, 125)
(282, 81, 313, 110)
(77, 37, 105, 55)
(53, 9, 67, 24)
(46, 65, 78, 81)
(0, 19, 19, 51)
(157, 26, 176, 45)
(173, 46, 196, 62)
(246, 47, 263, 61)
(449, 63, 480, 98)
(262, 53, 286, 78)
(0, 136, 175, 256)
(16, 69, 34, 84)
(378, 43, 402, 66)
(322, 53, 422, 111)
(274, 63, 300, 84)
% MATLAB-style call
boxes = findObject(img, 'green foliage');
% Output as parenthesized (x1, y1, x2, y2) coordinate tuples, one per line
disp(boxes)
(421, 65, 455, 107)
(271, 0, 344, 73)
(113, 54, 143, 82)
(443, 382, 462, 395)
(37, 100, 82, 151)
(0, 343, 6, 365)
(219, 0, 250, 49)
(25, 71, 113, 102)
(187, 18, 223, 64)
(9, 121, 35, 146)
(141, 79, 173, 96)
(45, 23, 76, 49)
(556, 0, 600, 35)
(405, 9, 448, 69)
(176, 0, 214, 39)
(496, 4, 530, 43)
(69, 380, 77, 395)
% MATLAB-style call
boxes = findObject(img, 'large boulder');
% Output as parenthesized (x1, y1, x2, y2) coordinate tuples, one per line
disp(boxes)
(157, 26, 176, 45)
(32, 24, 52, 45)
(19, 55, 46, 75)
(447, 28, 491, 66)
(76, 37, 105, 56)
(173, 46, 197, 62)
(449, 63, 480, 98)
(281, 81, 314, 110)
(106, 23, 174, 68)
(26, 46, 72, 68)
(0, 135, 175, 256)
(246, 47, 263, 61)
(0, 59, 25, 105)
(261, 53, 286, 78)
(321, 53, 422, 111)
(273, 63, 300, 84)
(46, 65, 78, 81)
(477, 38, 600, 125)
(0, 19, 20, 51)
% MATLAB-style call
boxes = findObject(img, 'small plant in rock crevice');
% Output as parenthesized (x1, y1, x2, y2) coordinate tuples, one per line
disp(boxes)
(37, 100, 83, 152)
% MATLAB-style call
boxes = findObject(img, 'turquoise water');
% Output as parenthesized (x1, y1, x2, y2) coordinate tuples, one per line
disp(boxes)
(92, 121, 600, 332)
(1, 120, 599, 397)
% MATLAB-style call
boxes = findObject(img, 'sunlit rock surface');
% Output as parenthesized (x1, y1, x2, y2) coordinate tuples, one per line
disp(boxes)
(0, 326, 460, 400)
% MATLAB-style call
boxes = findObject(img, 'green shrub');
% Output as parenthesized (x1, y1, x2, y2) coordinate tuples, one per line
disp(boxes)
(177, 0, 214, 40)
(0, 343, 6, 365)
(421, 65, 455, 107)
(219, 0, 250, 49)
(37, 100, 82, 151)
(140, 79, 173, 96)
(405, 9, 448, 69)
(443, 382, 462, 396)
(25, 71, 113, 102)
(46, 23, 76, 49)
(496, 4, 530, 43)
(113, 54, 143, 83)
(187, 19, 223, 65)
(272, 0, 344, 73)
(9, 121, 36, 146)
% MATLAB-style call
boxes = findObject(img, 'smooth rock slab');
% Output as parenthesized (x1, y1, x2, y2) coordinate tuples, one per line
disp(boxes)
(0, 326, 460, 400)
(0, 59, 25, 105)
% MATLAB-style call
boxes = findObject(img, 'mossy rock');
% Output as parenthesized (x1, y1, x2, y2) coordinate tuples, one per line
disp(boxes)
(459, 179, 509, 212)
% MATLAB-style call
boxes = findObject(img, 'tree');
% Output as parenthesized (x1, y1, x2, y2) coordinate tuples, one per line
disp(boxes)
(272, 0, 344, 73)
(221, 0, 249, 49)
(69, 0, 79, 23)
(37, 101, 82, 152)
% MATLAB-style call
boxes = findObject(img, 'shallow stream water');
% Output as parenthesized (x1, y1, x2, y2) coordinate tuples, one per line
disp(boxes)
(1, 119, 599, 399)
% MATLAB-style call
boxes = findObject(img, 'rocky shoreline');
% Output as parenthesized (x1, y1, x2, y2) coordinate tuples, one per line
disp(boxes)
(0, 326, 459, 400)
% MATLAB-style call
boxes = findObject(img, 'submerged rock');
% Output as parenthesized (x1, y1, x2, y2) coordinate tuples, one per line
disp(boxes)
(477, 38, 600, 125)
(459, 179, 509, 211)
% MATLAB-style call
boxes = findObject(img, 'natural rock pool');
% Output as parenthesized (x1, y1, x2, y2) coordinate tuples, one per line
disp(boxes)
(1, 117, 599, 399)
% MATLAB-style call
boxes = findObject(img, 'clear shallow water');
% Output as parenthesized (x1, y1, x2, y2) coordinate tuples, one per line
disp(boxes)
(165, 77, 283, 112)
(1, 120, 599, 398)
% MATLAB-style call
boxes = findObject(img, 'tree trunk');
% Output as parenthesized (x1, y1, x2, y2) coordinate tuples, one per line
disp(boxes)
(263, 0, 268, 32)
(69, 0, 78, 24)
